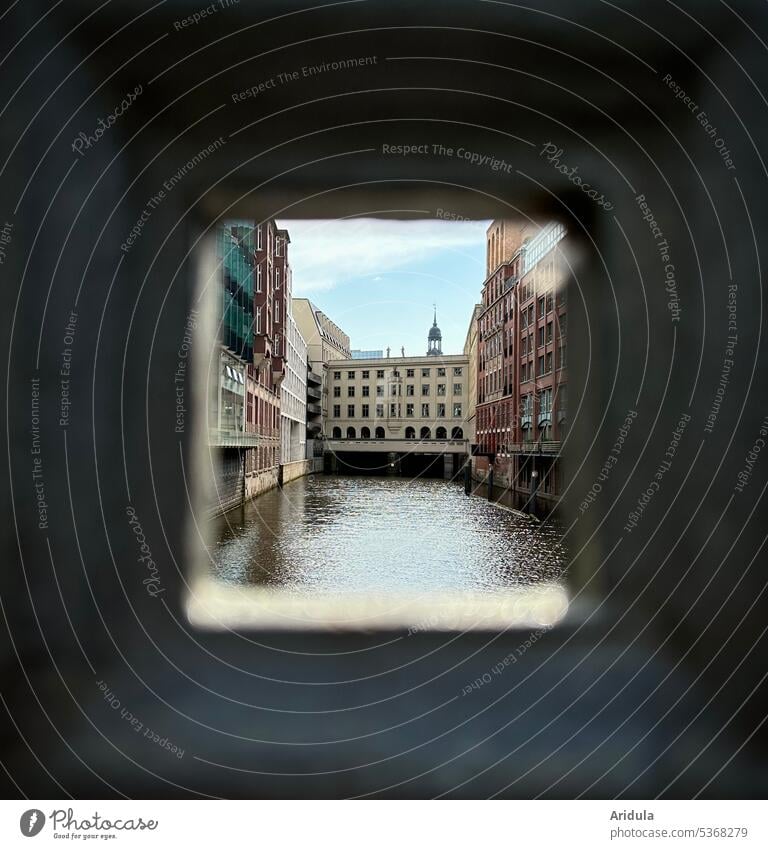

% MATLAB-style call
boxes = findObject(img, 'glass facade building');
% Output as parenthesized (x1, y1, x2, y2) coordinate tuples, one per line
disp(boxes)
(216, 221, 256, 364)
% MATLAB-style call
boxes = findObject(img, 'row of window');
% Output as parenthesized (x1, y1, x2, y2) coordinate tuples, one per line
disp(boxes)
(332, 403, 463, 418)
(249, 224, 286, 256)
(333, 383, 463, 398)
(331, 425, 465, 439)
(333, 366, 463, 379)
(480, 289, 566, 338)
(482, 343, 567, 397)
(479, 313, 567, 367)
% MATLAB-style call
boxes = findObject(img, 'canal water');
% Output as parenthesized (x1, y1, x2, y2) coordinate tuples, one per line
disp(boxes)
(210, 475, 568, 595)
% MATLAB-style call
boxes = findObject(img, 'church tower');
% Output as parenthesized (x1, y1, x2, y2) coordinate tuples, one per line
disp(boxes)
(426, 306, 442, 356)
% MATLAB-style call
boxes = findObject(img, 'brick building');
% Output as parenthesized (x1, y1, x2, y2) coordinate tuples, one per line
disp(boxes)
(474, 220, 568, 513)
(210, 219, 297, 511)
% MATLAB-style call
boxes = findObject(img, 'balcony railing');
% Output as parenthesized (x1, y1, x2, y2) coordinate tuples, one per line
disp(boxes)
(494, 440, 561, 455)
(209, 428, 274, 447)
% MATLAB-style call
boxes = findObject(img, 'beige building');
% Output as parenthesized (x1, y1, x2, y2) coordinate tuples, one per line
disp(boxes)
(463, 303, 482, 445)
(293, 298, 351, 437)
(325, 354, 470, 442)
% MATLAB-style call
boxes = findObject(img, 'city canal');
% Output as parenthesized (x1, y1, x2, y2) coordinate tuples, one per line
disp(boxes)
(210, 475, 568, 595)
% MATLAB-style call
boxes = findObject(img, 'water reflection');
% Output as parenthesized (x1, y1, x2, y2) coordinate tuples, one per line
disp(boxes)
(210, 475, 568, 596)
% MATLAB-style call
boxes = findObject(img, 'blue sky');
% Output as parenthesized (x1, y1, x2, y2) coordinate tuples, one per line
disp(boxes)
(277, 218, 491, 356)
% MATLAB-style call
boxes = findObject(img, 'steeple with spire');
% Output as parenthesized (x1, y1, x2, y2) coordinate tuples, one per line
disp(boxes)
(427, 305, 442, 356)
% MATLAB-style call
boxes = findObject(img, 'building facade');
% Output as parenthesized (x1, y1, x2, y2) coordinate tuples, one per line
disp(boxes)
(278, 248, 308, 466)
(474, 220, 568, 513)
(325, 352, 469, 442)
(293, 298, 351, 442)
(210, 219, 308, 513)
(463, 303, 482, 445)
(325, 318, 469, 445)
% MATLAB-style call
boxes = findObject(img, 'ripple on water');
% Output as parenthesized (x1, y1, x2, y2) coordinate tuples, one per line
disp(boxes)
(210, 475, 567, 595)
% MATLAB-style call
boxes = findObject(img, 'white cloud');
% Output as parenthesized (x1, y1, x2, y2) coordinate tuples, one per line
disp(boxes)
(277, 218, 490, 293)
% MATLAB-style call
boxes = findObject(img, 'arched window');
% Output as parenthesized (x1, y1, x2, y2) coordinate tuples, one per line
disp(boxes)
(405, 426, 416, 439)
(332, 426, 342, 438)
(435, 426, 447, 439)
(451, 426, 464, 439)
(420, 426, 431, 439)
(375, 426, 385, 439)
(346, 426, 356, 439)
(360, 426, 371, 439)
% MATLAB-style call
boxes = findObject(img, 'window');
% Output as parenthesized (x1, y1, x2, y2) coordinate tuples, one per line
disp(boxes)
(437, 384, 446, 396)
(453, 403, 462, 417)
(390, 403, 399, 417)
(362, 370, 370, 379)
(538, 296, 545, 318)
(348, 370, 355, 379)
(538, 326, 545, 347)
(255, 306, 262, 334)
(559, 342, 567, 368)
(559, 314, 567, 336)
(376, 369, 385, 378)
(393, 369, 400, 377)
(538, 355, 545, 376)
(376, 403, 384, 417)
(406, 403, 414, 417)
(362, 404, 370, 418)
(557, 384, 567, 418)
(521, 336, 527, 355)
(362, 385, 370, 397)
(348, 386, 355, 397)
(437, 367, 446, 376)
(546, 352, 553, 373)
(453, 383, 462, 395)
(376, 385, 384, 397)
(422, 384, 430, 396)
(421, 403, 430, 417)
(546, 321, 553, 343)
(333, 371, 341, 380)
(256, 265, 263, 292)
(391, 385, 399, 396)
(406, 384, 414, 396)
(347, 404, 355, 417)
(275, 268, 281, 289)
(421, 368, 430, 377)
(546, 293, 553, 313)
(453, 367, 463, 376)
(406, 368, 414, 377)
(256, 224, 263, 250)
(333, 386, 340, 397)
(437, 403, 446, 417)
(333, 404, 341, 417)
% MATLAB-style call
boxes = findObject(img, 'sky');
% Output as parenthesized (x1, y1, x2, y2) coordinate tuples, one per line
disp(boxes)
(276, 218, 491, 356)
